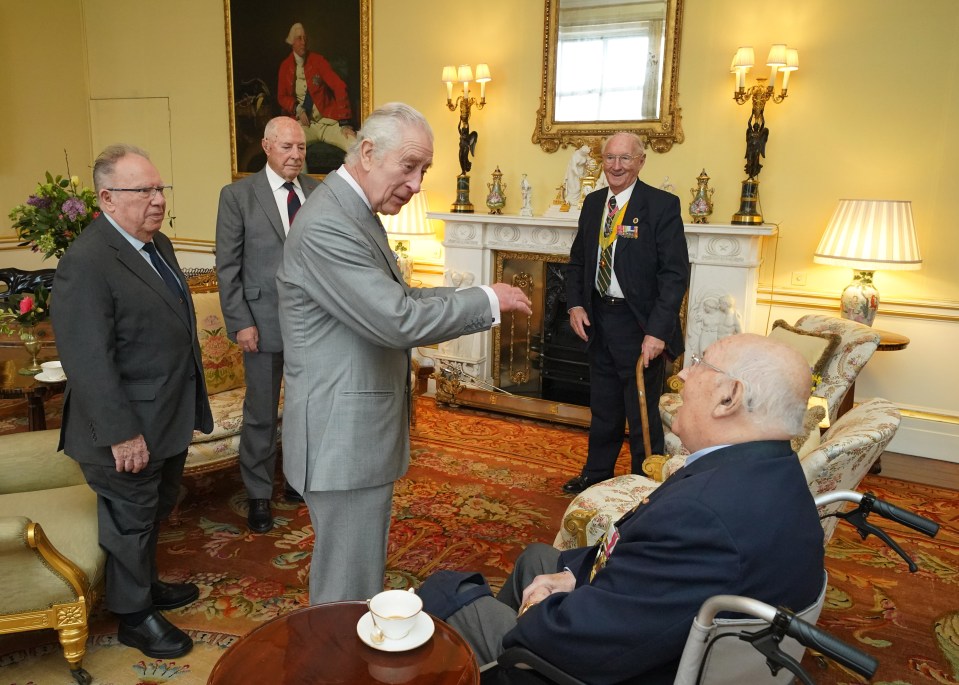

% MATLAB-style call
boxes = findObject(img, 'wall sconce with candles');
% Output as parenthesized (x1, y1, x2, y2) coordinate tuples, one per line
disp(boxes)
(442, 63, 491, 213)
(729, 44, 798, 225)
(380, 191, 436, 285)
(813, 199, 922, 326)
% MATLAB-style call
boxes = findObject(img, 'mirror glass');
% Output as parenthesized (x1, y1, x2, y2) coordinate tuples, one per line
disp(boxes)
(534, 0, 684, 153)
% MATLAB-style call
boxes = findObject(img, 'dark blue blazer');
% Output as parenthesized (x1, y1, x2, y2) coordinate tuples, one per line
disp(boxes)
(503, 440, 825, 684)
(565, 181, 689, 358)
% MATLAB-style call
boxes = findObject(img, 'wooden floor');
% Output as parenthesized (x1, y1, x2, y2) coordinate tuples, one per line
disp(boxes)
(878, 451, 959, 490)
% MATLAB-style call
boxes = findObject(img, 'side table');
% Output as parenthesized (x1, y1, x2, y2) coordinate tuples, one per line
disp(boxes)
(0, 346, 64, 431)
(207, 601, 479, 685)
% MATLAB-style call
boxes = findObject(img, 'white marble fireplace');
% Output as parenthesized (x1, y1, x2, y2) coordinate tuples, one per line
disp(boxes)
(427, 211, 776, 422)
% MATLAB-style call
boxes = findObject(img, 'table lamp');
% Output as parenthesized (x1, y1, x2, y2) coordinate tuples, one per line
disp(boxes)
(813, 199, 921, 326)
(380, 191, 436, 284)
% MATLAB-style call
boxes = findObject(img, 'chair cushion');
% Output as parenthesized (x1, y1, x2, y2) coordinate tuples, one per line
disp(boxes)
(768, 319, 841, 380)
(553, 474, 662, 550)
(194, 292, 245, 394)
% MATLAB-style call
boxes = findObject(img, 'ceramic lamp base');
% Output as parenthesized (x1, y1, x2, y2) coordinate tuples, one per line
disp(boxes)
(839, 270, 879, 326)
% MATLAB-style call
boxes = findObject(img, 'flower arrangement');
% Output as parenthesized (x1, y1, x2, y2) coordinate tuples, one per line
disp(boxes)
(0, 286, 50, 337)
(8, 152, 99, 260)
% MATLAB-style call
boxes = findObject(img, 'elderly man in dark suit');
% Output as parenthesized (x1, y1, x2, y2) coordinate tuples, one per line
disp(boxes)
(52, 144, 213, 659)
(216, 116, 319, 533)
(427, 333, 825, 685)
(563, 132, 690, 494)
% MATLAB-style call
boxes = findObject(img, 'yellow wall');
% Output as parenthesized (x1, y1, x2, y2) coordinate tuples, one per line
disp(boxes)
(4, 0, 955, 303)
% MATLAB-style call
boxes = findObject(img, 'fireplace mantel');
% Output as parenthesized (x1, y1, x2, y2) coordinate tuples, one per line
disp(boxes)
(427, 211, 777, 423)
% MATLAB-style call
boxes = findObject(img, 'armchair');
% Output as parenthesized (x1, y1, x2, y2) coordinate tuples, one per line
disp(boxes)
(555, 398, 899, 550)
(0, 428, 106, 685)
(659, 314, 881, 458)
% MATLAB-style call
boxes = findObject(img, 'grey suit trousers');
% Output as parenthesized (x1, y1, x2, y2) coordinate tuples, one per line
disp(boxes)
(446, 542, 561, 665)
(303, 481, 395, 603)
(239, 350, 284, 498)
(79, 452, 187, 614)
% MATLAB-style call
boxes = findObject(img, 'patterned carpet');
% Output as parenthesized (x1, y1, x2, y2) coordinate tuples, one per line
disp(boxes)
(0, 396, 956, 684)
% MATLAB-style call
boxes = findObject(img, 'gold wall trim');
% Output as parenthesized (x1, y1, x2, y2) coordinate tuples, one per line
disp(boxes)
(757, 286, 959, 323)
(900, 408, 959, 425)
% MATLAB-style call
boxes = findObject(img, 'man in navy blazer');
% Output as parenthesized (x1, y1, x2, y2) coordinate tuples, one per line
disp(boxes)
(53, 145, 213, 659)
(434, 334, 825, 684)
(563, 132, 689, 494)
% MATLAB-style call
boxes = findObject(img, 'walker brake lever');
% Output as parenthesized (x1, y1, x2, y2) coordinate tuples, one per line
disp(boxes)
(831, 494, 919, 572)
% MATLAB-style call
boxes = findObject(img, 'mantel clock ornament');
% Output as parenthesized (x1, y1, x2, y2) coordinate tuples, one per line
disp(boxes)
(688, 169, 714, 224)
(486, 166, 507, 215)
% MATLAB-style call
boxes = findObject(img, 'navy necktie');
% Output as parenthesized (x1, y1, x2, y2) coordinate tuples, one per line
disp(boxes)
(284, 181, 301, 224)
(142, 242, 186, 309)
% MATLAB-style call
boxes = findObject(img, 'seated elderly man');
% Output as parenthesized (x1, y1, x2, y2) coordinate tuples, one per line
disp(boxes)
(420, 333, 825, 685)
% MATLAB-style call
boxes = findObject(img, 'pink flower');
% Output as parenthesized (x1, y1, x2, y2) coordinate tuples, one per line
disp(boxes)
(19, 296, 34, 315)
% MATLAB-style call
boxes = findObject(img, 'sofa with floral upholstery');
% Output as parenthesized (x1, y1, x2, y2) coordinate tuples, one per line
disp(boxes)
(173, 273, 282, 521)
(555, 397, 900, 550)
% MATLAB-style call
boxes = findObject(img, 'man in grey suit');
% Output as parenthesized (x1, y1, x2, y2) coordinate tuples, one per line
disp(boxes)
(277, 102, 532, 604)
(216, 116, 319, 533)
(53, 145, 213, 658)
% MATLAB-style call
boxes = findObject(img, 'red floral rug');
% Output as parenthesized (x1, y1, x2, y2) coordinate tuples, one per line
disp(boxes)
(1, 397, 956, 685)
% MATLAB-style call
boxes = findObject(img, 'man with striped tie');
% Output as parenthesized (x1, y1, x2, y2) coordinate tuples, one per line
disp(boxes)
(563, 132, 689, 494)
(216, 116, 319, 532)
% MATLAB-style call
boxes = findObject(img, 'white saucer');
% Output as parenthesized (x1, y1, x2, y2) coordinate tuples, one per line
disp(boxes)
(356, 611, 434, 652)
(34, 372, 66, 383)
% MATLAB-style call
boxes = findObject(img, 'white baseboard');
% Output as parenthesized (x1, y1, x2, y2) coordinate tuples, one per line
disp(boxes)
(888, 412, 959, 463)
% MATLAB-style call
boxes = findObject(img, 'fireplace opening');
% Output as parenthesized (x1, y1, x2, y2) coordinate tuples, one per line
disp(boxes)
(493, 252, 589, 407)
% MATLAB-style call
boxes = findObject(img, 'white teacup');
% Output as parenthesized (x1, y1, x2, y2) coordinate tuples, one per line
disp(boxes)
(368, 589, 422, 640)
(40, 360, 65, 380)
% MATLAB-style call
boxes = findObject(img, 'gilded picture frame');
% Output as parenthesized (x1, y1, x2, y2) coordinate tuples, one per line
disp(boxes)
(225, 0, 372, 179)
(533, 0, 684, 154)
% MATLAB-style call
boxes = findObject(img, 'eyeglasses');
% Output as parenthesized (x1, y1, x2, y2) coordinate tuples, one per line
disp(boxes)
(603, 154, 640, 164)
(689, 354, 731, 377)
(106, 186, 172, 199)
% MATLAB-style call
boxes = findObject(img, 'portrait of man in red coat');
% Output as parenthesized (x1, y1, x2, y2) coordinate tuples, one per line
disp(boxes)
(277, 22, 356, 169)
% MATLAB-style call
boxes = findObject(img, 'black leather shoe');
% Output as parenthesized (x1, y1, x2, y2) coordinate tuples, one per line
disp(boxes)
(562, 474, 603, 494)
(151, 580, 199, 610)
(118, 610, 193, 658)
(283, 481, 304, 503)
(248, 498, 273, 533)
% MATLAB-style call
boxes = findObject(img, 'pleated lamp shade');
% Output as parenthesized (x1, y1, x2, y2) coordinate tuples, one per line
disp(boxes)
(814, 200, 922, 271)
(814, 199, 921, 326)
(380, 191, 435, 236)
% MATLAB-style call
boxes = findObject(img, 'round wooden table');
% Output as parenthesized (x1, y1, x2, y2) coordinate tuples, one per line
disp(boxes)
(207, 601, 479, 685)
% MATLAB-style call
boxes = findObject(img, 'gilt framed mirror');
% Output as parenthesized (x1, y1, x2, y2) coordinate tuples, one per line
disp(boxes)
(533, 0, 684, 153)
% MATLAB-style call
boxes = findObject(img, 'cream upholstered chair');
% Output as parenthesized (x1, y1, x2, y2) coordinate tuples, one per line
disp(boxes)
(555, 398, 898, 550)
(0, 429, 106, 685)
(659, 315, 881, 458)
(803, 397, 900, 543)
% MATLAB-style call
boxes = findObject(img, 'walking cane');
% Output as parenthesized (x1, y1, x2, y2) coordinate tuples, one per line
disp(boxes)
(636, 355, 669, 481)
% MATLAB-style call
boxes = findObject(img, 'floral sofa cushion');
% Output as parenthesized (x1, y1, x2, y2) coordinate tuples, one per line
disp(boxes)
(187, 291, 283, 448)
(193, 292, 245, 394)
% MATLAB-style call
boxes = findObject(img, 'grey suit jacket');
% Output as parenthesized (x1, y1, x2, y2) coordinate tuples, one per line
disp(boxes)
(277, 172, 493, 492)
(52, 216, 213, 464)
(215, 167, 319, 352)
